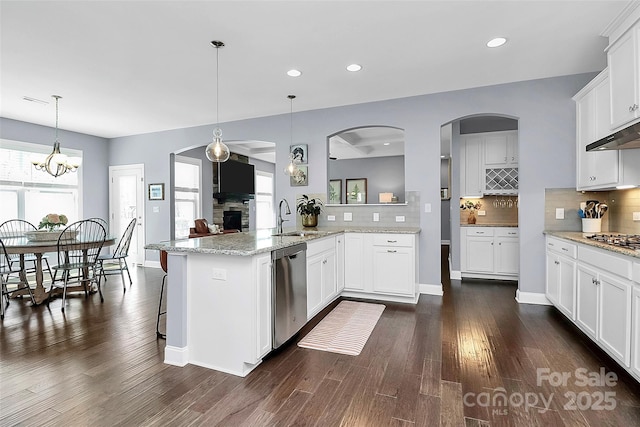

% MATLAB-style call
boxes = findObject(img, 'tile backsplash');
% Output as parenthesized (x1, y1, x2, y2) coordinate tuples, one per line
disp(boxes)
(303, 191, 421, 228)
(544, 188, 640, 233)
(459, 195, 518, 225)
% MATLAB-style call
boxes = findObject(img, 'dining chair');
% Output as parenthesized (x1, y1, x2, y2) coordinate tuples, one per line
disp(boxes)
(1, 238, 36, 319)
(0, 219, 54, 282)
(47, 219, 106, 312)
(86, 217, 109, 235)
(97, 217, 136, 295)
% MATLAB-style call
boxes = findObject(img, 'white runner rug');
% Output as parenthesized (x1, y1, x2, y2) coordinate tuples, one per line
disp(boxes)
(297, 300, 385, 356)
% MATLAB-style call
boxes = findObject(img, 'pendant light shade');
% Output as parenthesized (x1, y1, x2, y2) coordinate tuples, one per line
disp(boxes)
(32, 95, 81, 177)
(284, 95, 299, 176)
(205, 40, 230, 163)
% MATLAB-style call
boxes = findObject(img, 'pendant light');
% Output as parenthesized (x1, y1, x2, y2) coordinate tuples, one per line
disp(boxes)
(32, 95, 81, 177)
(284, 95, 299, 176)
(205, 40, 230, 163)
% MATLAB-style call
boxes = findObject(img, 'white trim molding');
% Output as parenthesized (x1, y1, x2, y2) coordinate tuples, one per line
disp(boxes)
(420, 283, 444, 296)
(164, 345, 188, 367)
(515, 290, 552, 306)
(145, 260, 161, 269)
(450, 270, 462, 280)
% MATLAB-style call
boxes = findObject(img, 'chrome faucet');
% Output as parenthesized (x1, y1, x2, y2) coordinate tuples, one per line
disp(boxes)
(277, 199, 291, 234)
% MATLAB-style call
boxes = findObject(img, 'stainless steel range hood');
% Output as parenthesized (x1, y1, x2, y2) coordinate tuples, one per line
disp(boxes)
(586, 121, 640, 151)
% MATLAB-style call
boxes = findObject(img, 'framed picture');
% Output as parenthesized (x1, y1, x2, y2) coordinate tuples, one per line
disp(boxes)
(328, 179, 342, 204)
(290, 144, 307, 164)
(346, 178, 367, 204)
(148, 183, 164, 200)
(290, 165, 308, 186)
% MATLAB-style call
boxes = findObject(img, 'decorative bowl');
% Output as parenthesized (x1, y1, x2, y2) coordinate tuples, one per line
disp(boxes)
(24, 230, 78, 242)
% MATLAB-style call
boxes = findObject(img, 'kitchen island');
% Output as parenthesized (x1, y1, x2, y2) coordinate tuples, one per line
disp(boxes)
(146, 227, 420, 377)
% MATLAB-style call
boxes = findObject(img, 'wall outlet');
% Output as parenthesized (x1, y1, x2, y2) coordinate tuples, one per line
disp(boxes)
(212, 268, 227, 281)
(424, 203, 432, 213)
(633, 212, 640, 221)
(344, 212, 353, 221)
(373, 212, 379, 222)
(556, 208, 565, 220)
(478, 210, 486, 216)
(327, 215, 336, 221)
(395, 215, 405, 222)
(153, 206, 159, 213)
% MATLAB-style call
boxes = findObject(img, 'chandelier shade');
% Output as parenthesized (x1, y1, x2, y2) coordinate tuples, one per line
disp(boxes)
(284, 95, 300, 176)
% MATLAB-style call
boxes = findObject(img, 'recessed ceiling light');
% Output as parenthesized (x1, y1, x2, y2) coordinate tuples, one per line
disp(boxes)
(287, 69, 302, 77)
(383, 142, 390, 146)
(346, 64, 362, 72)
(487, 37, 507, 48)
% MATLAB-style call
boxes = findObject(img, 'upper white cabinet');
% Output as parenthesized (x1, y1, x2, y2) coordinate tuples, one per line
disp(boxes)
(484, 132, 518, 167)
(574, 71, 620, 190)
(460, 134, 483, 198)
(608, 24, 640, 129)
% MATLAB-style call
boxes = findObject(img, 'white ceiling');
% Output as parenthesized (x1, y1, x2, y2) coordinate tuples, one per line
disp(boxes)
(329, 126, 404, 160)
(0, 0, 628, 139)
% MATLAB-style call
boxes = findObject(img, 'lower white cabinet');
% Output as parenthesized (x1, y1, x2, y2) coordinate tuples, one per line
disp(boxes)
(632, 286, 640, 379)
(343, 233, 418, 302)
(546, 235, 637, 380)
(255, 254, 273, 360)
(461, 227, 519, 279)
(306, 236, 338, 320)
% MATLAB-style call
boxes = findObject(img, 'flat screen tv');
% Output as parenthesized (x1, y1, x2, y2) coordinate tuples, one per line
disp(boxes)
(216, 160, 255, 199)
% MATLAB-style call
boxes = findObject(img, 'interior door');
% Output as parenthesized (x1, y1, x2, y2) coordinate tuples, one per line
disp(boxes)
(109, 164, 145, 266)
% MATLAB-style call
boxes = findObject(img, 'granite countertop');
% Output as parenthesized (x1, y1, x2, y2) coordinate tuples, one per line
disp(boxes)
(460, 224, 518, 227)
(145, 226, 421, 256)
(544, 231, 640, 260)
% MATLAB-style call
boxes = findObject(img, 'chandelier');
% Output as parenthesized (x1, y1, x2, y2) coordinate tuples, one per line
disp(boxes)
(32, 95, 81, 177)
(284, 95, 300, 176)
(205, 40, 230, 163)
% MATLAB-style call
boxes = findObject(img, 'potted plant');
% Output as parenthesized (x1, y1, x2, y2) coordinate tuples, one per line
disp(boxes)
(460, 199, 482, 224)
(296, 195, 323, 227)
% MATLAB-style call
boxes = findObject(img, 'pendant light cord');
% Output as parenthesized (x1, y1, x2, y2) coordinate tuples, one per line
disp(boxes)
(54, 95, 60, 143)
(216, 44, 219, 129)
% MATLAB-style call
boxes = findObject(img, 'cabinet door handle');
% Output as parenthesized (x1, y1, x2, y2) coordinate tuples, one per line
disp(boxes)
(592, 278, 596, 284)
(322, 259, 327, 265)
(554, 261, 559, 265)
(387, 250, 397, 253)
(508, 232, 516, 235)
(561, 248, 568, 252)
(387, 240, 397, 243)
(499, 242, 502, 245)
(476, 232, 484, 234)
(629, 104, 639, 112)
(548, 243, 555, 247)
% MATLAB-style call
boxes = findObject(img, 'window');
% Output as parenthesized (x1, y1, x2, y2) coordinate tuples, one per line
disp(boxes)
(255, 171, 275, 230)
(174, 155, 202, 239)
(0, 139, 81, 226)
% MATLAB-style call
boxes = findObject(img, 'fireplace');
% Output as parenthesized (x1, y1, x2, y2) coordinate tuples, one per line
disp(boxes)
(223, 210, 242, 231)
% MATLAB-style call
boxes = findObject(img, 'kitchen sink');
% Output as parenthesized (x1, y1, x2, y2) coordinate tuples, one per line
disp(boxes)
(273, 230, 329, 237)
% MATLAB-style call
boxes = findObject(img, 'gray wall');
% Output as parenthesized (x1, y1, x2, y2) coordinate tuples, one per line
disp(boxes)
(108, 73, 594, 293)
(0, 117, 109, 221)
(329, 155, 405, 203)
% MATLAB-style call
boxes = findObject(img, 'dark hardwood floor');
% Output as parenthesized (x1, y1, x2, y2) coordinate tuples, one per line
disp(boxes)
(1, 246, 639, 426)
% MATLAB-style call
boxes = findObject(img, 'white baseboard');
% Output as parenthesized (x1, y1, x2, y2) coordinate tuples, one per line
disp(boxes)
(450, 270, 462, 280)
(441, 240, 450, 245)
(419, 283, 444, 296)
(145, 260, 161, 269)
(515, 290, 552, 305)
(164, 345, 188, 366)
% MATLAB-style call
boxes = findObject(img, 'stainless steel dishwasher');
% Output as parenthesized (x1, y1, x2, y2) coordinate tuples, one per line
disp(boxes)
(272, 243, 307, 349)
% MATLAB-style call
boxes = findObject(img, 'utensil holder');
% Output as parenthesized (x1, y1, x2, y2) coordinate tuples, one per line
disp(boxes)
(582, 218, 602, 233)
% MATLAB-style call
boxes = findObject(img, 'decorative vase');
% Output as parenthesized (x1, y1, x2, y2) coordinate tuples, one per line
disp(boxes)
(24, 229, 78, 242)
(467, 210, 477, 224)
(301, 214, 318, 227)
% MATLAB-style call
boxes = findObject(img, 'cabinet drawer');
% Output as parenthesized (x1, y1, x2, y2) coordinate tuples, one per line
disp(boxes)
(372, 234, 414, 248)
(546, 237, 577, 258)
(466, 227, 494, 237)
(495, 228, 519, 237)
(578, 246, 632, 280)
(306, 235, 336, 257)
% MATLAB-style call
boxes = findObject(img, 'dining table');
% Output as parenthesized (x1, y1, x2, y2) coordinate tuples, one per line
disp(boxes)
(2, 234, 116, 305)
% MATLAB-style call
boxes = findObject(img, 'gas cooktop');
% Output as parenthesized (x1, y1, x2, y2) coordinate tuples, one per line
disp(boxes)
(585, 234, 640, 251)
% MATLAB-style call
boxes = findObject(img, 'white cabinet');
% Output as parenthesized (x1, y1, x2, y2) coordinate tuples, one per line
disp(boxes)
(344, 233, 365, 291)
(372, 234, 416, 296)
(632, 285, 640, 379)
(545, 237, 577, 319)
(598, 272, 632, 366)
(484, 132, 518, 167)
(255, 254, 273, 359)
(460, 135, 483, 198)
(576, 263, 599, 338)
(306, 236, 338, 320)
(336, 234, 345, 294)
(461, 227, 519, 279)
(608, 24, 640, 129)
(574, 71, 620, 190)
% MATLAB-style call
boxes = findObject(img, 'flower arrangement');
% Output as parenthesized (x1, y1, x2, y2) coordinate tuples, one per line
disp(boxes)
(38, 213, 68, 231)
(460, 200, 482, 211)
